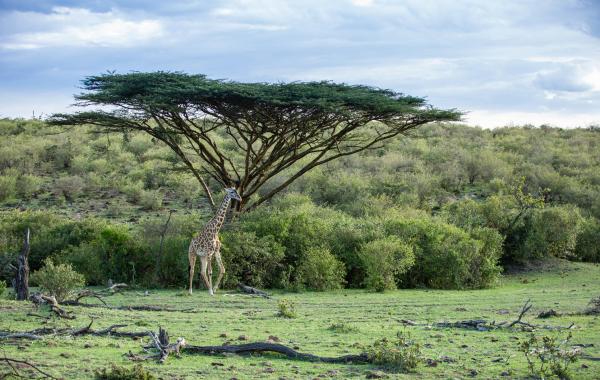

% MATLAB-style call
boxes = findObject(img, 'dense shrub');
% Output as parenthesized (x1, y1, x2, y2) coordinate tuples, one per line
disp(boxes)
(0, 174, 17, 201)
(54, 175, 85, 200)
(0, 210, 103, 275)
(292, 247, 346, 291)
(31, 258, 85, 302)
(359, 237, 415, 292)
(574, 218, 600, 263)
(0, 280, 6, 298)
(384, 215, 502, 289)
(16, 174, 43, 198)
(515, 206, 583, 260)
(219, 230, 285, 288)
(139, 189, 163, 210)
(95, 364, 156, 380)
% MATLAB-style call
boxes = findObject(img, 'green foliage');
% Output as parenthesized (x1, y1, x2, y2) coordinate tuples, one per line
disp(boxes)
(574, 218, 600, 263)
(327, 322, 358, 333)
(385, 215, 502, 289)
(16, 174, 43, 198)
(516, 206, 583, 260)
(0, 174, 17, 201)
(49, 72, 461, 211)
(277, 298, 297, 318)
(359, 237, 415, 292)
(0, 280, 6, 298)
(31, 258, 85, 302)
(54, 175, 85, 200)
(139, 189, 163, 210)
(519, 332, 580, 380)
(293, 247, 346, 291)
(94, 364, 156, 380)
(219, 230, 285, 289)
(365, 332, 422, 373)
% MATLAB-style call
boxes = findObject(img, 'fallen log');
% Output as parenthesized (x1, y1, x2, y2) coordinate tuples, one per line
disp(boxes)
(434, 300, 575, 332)
(30, 293, 75, 320)
(237, 283, 270, 298)
(0, 319, 147, 340)
(132, 328, 369, 365)
(185, 342, 369, 364)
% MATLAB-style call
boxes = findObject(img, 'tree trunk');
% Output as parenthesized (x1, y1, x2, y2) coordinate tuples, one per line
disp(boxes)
(15, 228, 30, 301)
(154, 210, 174, 283)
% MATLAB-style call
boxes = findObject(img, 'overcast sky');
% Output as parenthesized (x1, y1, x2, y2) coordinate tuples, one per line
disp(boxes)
(1, 0, 599, 127)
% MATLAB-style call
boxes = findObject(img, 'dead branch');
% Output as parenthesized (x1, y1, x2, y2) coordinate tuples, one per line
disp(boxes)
(0, 332, 43, 340)
(30, 293, 75, 320)
(1, 319, 147, 340)
(146, 327, 186, 363)
(62, 301, 195, 313)
(63, 289, 108, 306)
(14, 228, 30, 301)
(434, 300, 575, 332)
(237, 283, 270, 298)
(1, 350, 58, 379)
(508, 299, 533, 328)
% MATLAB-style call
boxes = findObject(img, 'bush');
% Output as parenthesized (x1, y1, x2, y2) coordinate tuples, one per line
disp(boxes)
(0, 280, 6, 298)
(519, 332, 580, 380)
(277, 298, 297, 318)
(0, 174, 17, 201)
(122, 181, 144, 203)
(516, 206, 583, 260)
(574, 218, 600, 263)
(366, 332, 422, 373)
(0, 211, 104, 278)
(293, 247, 346, 291)
(95, 364, 156, 380)
(139, 189, 163, 210)
(219, 230, 285, 288)
(31, 258, 85, 302)
(359, 237, 415, 292)
(385, 215, 502, 289)
(16, 174, 43, 198)
(54, 175, 85, 200)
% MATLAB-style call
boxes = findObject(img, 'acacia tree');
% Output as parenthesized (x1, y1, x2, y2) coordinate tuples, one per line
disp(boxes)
(50, 72, 461, 211)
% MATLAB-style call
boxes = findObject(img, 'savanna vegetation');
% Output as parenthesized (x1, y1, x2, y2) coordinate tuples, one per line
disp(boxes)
(1, 113, 600, 379)
(0, 117, 599, 292)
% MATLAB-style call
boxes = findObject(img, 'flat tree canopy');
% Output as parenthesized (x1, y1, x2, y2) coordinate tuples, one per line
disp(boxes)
(49, 72, 462, 211)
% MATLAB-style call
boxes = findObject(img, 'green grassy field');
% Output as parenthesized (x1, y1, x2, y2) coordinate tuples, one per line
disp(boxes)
(1, 259, 599, 379)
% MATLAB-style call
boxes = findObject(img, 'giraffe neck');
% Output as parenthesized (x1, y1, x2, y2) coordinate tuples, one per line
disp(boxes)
(207, 194, 232, 234)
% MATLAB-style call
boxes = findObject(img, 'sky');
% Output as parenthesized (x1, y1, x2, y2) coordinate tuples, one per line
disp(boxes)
(1, 0, 600, 128)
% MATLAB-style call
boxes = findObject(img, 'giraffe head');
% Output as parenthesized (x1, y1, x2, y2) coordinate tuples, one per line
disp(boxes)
(225, 187, 242, 201)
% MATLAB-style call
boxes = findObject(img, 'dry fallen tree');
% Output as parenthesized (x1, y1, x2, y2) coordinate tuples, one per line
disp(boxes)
(128, 327, 369, 365)
(433, 300, 575, 332)
(0, 319, 147, 340)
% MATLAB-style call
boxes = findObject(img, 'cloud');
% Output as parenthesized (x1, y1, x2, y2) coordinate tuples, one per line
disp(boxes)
(1, 0, 600, 126)
(533, 62, 599, 93)
(351, 0, 375, 7)
(0, 7, 163, 49)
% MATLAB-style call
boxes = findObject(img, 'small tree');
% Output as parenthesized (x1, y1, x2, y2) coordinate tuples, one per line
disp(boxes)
(31, 258, 85, 302)
(50, 72, 461, 211)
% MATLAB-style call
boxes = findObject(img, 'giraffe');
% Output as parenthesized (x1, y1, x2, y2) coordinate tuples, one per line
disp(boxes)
(188, 187, 241, 295)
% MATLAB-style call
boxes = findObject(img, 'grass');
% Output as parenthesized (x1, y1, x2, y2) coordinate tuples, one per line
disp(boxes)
(1, 259, 599, 379)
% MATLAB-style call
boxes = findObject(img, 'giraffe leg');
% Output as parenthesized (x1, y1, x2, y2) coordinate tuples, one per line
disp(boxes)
(188, 252, 196, 295)
(200, 256, 213, 296)
(207, 256, 214, 295)
(214, 252, 225, 293)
